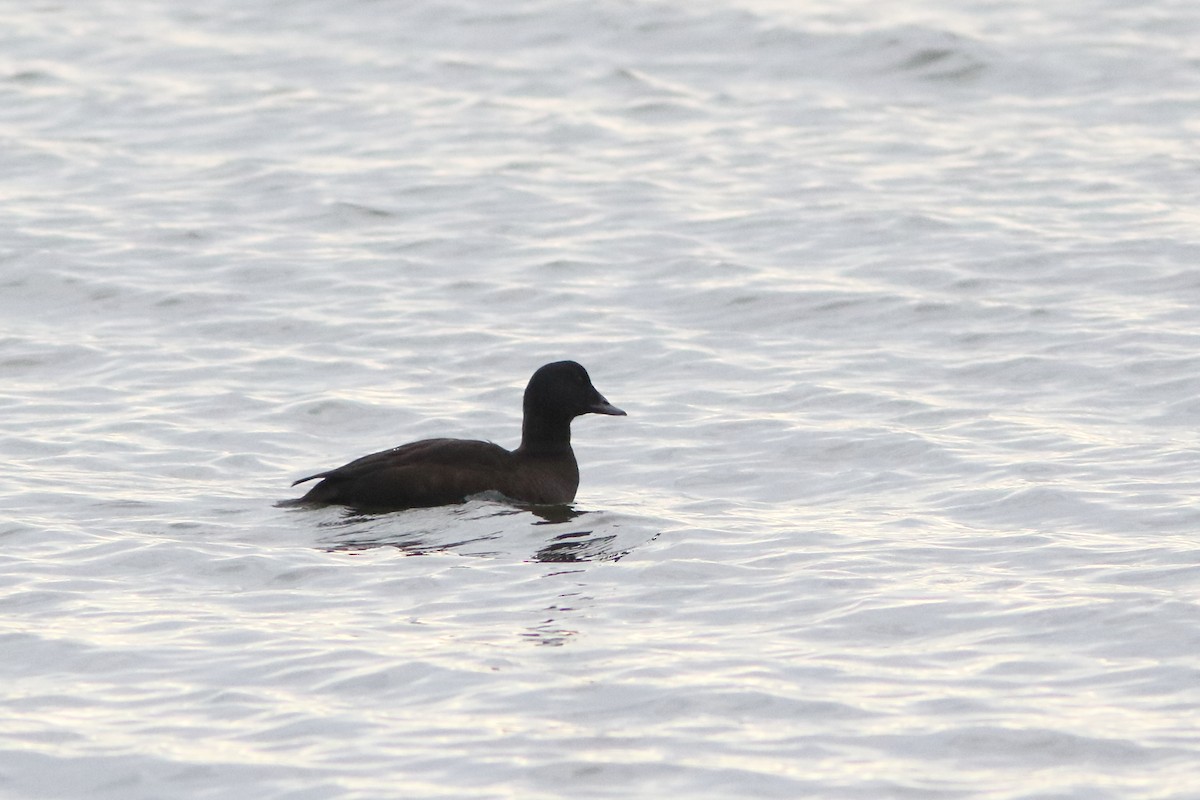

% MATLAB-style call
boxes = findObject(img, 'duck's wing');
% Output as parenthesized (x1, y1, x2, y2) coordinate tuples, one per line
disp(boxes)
(292, 438, 510, 486)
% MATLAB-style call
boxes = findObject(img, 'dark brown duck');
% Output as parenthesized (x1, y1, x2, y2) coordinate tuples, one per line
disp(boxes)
(285, 361, 626, 511)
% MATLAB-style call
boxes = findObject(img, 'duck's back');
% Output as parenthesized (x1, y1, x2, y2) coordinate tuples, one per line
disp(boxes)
(291, 437, 578, 510)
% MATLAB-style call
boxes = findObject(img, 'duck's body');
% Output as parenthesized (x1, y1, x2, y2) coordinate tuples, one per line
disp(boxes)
(286, 361, 625, 511)
(290, 437, 579, 508)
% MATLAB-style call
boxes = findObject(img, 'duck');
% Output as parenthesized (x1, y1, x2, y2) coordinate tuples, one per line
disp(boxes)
(284, 361, 626, 511)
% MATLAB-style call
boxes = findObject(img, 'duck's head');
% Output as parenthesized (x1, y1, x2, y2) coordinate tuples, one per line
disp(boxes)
(524, 361, 626, 421)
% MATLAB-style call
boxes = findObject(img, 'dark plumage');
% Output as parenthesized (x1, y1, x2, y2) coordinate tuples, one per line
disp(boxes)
(284, 361, 626, 511)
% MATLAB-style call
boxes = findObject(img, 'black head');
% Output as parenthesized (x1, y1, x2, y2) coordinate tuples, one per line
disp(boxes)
(524, 361, 626, 421)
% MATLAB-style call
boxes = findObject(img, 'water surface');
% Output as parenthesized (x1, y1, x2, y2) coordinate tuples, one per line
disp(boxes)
(3, 1, 1200, 798)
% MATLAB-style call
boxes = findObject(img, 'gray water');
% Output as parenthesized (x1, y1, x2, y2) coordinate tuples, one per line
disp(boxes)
(3, 1, 1200, 798)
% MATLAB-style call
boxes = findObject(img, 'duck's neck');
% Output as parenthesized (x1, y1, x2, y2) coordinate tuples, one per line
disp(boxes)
(518, 413, 574, 456)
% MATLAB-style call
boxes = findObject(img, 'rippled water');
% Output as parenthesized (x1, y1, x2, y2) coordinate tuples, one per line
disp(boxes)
(4, 1, 1200, 798)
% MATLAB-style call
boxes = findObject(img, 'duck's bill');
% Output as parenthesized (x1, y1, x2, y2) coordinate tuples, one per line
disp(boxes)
(590, 397, 627, 416)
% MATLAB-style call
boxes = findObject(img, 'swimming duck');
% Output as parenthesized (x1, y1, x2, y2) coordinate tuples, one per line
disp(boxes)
(286, 361, 625, 510)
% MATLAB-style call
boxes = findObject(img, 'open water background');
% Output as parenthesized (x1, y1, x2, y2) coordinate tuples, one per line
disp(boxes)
(3, 0, 1200, 797)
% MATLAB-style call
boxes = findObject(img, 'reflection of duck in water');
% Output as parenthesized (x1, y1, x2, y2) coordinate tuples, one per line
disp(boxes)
(284, 361, 625, 512)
